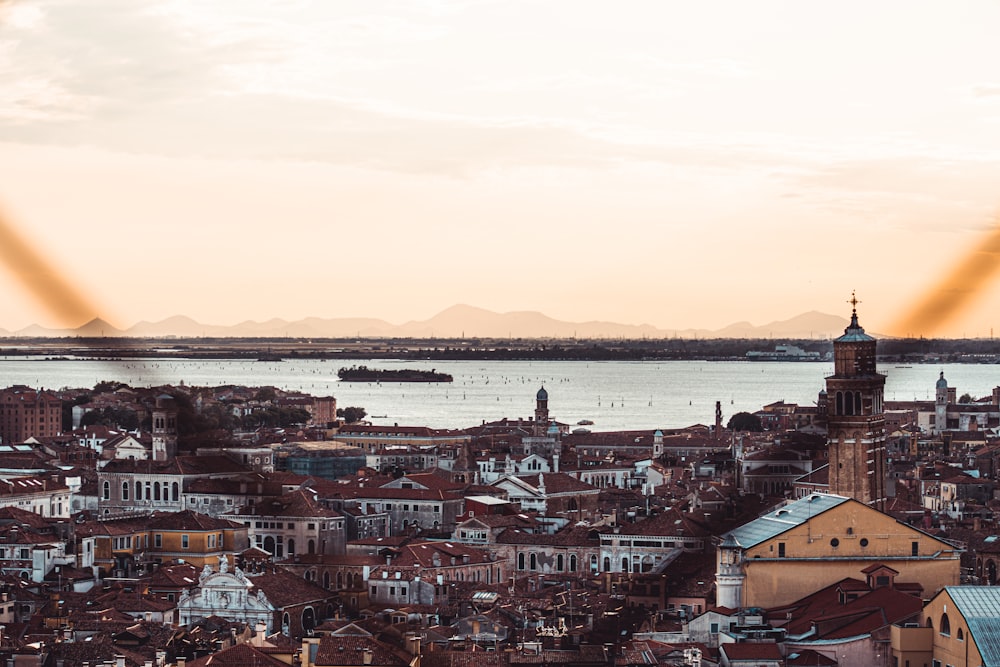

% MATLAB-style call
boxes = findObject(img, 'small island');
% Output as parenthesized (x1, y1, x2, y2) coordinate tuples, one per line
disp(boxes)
(337, 365, 453, 383)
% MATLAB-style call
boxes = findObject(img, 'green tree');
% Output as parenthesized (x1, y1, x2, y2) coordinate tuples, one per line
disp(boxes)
(337, 406, 367, 423)
(959, 392, 975, 403)
(727, 411, 763, 432)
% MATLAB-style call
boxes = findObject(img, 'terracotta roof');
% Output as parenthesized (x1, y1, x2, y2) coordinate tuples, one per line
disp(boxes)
(147, 509, 245, 531)
(249, 569, 335, 608)
(720, 643, 782, 660)
(187, 643, 289, 667)
(313, 632, 410, 666)
(238, 488, 342, 518)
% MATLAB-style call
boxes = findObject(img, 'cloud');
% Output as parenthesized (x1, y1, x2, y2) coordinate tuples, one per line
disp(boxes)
(972, 84, 1000, 98)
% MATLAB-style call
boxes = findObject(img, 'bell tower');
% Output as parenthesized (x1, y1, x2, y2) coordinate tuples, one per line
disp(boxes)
(534, 386, 549, 436)
(152, 393, 178, 461)
(825, 294, 887, 510)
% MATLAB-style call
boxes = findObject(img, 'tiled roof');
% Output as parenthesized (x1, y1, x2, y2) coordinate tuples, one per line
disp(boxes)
(313, 632, 410, 666)
(147, 509, 244, 531)
(720, 642, 782, 660)
(239, 489, 341, 518)
(768, 578, 922, 639)
(187, 643, 289, 667)
(496, 524, 598, 546)
(616, 507, 711, 538)
(249, 569, 335, 608)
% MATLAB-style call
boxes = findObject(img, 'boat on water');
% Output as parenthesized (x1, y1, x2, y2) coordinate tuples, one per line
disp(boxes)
(337, 366, 454, 383)
(577, 419, 594, 426)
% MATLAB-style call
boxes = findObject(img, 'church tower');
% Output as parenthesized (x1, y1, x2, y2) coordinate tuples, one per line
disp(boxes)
(935, 371, 949, 435)
(534, 386, 549, 436)
(152, 393, 178, 461)
(825, 295, 887, 510)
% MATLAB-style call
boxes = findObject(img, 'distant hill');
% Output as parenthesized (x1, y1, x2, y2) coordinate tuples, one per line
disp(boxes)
(4, 306, 851, 339)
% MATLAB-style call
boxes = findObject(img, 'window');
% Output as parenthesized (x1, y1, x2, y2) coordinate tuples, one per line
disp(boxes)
(154, 534, 162, 548)
(957, 628, 964, 641)
(122, 482, 129, 501)
(181, 534, 189, 549)
(940, 612, 951, 636)
(830, 538, 839, 547)
(778, 543, 786, 558)
(860, 538, 869, 547)
(912, 541, 919, 556)
(371, 586, 377, 596)
(102, 481, 110, 500)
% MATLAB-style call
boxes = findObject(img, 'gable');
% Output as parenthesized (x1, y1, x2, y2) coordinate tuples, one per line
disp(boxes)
(745, 498, 957, 560)
(490, 476, 541, 497)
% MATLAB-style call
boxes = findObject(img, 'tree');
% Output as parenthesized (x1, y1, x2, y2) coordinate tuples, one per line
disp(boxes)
(959, 392, 975, 404)
(727, 411, 763, 432)
(337, 406, 367, 423)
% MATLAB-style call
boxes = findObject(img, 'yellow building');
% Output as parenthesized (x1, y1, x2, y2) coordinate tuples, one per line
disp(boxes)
(146, 509, 249, 569)
(891, 586, 1000, 667)
(716, 493, 961, 609)
(80, 510, 249, 577)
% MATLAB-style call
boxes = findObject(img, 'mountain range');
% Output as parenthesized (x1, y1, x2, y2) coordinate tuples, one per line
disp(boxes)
(0, 306, 851, 340)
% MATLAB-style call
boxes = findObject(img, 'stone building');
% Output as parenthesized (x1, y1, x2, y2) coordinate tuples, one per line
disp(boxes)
(715, 494, 961, 609)
(826, 299, 888, 510)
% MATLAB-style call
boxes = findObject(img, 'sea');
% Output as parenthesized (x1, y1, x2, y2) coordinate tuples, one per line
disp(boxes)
(1, 357, 998, 431)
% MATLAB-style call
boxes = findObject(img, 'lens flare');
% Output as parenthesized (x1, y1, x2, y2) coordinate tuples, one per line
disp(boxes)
(889, 222, 1000, 338)
(0, 208, 106, 327)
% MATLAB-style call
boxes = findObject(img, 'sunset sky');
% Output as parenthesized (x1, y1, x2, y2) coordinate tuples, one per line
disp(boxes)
(2, 0, 1000, 336)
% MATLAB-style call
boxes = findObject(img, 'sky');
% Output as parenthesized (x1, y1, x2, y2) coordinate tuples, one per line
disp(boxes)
(1, 0, 1000, 336)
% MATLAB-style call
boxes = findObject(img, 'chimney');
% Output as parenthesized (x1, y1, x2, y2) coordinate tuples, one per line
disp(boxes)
(177, 659, 186, 667)
(362, 648, 373, 665)
(404, 632, 422, 656)
(116, 657, 126, 667)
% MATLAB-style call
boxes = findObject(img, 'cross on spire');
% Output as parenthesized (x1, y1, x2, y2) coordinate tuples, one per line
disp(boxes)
(848, 291, 860, 315)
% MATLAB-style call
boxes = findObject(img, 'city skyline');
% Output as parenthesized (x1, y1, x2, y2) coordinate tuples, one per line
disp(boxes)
(2, 1, 1000, 336)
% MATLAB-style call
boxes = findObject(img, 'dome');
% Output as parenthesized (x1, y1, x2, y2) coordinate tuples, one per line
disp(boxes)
(536, 386, 548, 401)
(834, 310, 875, 343)
(937, 371, 948, 388)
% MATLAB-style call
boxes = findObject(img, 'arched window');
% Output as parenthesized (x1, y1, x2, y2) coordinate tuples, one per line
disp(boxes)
(855, 392, 862, 414)
(621, 557, 629, 572)
(603, 557, 610, 572)
(282, 612, 290, 634)
(957, 627, 964, 641)
(308, 539, 316, 554)
(836, 392, 843, 415)
(570, 554, 577, 572)
(529, 553, 537, 571)
(135, 482, 142, 501)
(518, 553, 525, 570)
(324, 572, 332, 589)
(121, 482, 129, 501)
(940, 612, 951, 636)
(102, 481, 110, 500)
(557, 554, 564, 571)
(336, 572, 343, 589)
(288, 539, 295, 556)
(153, 482, 161, 501)
(172, 482, 179, 501)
